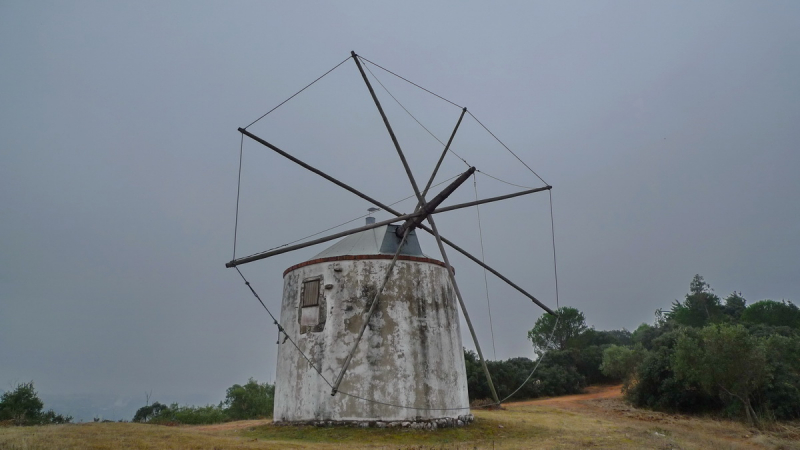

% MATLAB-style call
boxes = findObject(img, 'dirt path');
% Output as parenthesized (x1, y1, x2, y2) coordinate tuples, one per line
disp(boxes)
(509, 384, 622, 407)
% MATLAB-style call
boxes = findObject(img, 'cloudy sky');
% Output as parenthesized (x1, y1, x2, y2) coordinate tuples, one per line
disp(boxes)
(2, 1, 798, 420)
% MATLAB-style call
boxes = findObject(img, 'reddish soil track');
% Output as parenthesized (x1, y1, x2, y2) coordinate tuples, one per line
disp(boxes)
(510, 384, 623, 407)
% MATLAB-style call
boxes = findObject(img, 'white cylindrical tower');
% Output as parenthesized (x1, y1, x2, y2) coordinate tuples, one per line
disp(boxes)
(273, 223, 470, 425)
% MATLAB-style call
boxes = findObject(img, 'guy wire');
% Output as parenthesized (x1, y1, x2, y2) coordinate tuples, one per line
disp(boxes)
(467, 110, 548, 186)
(244, 55, 352, 129)
(232, 133, 244, 260)
(473, 173, 497, 359)
(358, 55, 463, 109)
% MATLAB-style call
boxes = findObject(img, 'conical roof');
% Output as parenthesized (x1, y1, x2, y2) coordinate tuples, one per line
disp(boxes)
(312, 224, 425, 259)
(283, 221, 446, 277)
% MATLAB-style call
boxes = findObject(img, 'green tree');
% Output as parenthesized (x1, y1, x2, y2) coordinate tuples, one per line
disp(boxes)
(631, 323, 660, 350)
(600, 344, 643, 382)
(224, 378, 275, 420)
(527, 307, 587, 355)
(625, 328, 719, 413)
(762, 334, 800, 420)
(132, 401, 168, 423)
(673, 324, 767, 426)
(741, 300, 800, 328)
(0, 381, 71, 426)
(669, 275, 722, 327)
(723, 291, 747, 319)
(0, 382, 43, 425)
(572, 328, 631, 348)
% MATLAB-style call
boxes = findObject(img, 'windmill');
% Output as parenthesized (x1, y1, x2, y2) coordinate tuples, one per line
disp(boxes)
(226, 51, 557, 428)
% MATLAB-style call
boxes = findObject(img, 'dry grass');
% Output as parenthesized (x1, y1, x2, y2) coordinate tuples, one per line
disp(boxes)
(2, 387, 798, 449)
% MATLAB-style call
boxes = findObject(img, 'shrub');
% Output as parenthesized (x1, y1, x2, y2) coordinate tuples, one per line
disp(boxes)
(149, 404, 228, 425)
(624, 329, 721, 413)
(600, 344, 642, 382)
(464, 349, 584, 402)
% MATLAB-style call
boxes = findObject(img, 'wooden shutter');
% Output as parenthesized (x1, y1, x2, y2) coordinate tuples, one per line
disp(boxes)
(302, 279, 320, 307)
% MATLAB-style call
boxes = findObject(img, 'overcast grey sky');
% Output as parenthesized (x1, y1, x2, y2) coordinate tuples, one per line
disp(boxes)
(2, 1, 799, 420)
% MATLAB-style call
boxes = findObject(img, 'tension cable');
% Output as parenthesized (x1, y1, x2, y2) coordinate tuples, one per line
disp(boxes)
(358, 55, 463, 109)
(466, 110, 548, 186)
(473, 173, 497, 359)
(244, 55, 353, 129)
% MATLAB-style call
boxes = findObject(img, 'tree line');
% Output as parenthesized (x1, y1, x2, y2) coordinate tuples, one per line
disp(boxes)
(0, 378, 275, 427)
(464, 275, 800, 425)
(465, 306, 629, 402)
(605, 275, 799, 425)
(132, 378, 274, 425)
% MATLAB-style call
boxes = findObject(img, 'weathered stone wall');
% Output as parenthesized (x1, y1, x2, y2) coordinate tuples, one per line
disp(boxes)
(274, 258, 470, 423)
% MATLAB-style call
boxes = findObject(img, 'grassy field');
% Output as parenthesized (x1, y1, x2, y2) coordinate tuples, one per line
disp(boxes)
(1, 386, 798, 449)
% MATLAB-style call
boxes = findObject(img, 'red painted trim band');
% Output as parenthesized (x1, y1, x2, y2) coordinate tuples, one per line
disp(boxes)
(283, 254, 449, 277)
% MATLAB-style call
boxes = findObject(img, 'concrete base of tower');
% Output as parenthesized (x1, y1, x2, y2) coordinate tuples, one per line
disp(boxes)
(272, 414, 475, 430)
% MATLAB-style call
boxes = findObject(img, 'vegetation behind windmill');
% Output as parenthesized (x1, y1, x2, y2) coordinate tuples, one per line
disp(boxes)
(464, 274, 800, 426)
